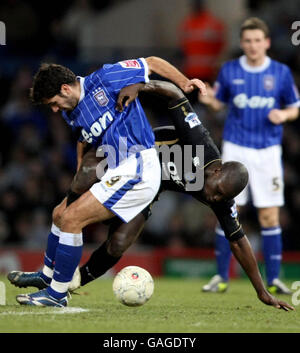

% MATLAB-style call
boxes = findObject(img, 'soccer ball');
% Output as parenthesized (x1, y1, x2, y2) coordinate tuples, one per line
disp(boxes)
(112, 266, 154, 307)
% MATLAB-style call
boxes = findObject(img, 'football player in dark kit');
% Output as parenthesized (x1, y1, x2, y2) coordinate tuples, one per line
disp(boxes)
(9, 80, 293, 311)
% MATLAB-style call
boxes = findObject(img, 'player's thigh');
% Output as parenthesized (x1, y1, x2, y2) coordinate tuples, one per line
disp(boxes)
(221, 141, 249, 206)
(257, 206, 280, 227)
(62, 191, 114, 229)
(107, 213, 146, 256)
(52, 197, 67, 225)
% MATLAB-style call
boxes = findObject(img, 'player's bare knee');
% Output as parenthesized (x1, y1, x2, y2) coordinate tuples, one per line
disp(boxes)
(52, 203, 65, 226)
(60, 207, 82, 231)
(258, 209, 279, 228)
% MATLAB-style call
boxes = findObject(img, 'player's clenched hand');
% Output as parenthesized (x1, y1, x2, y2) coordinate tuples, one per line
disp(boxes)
(182, 79, 207, 96)
(258, 291, 294, 311)
(268, 109, 287, 125)
(198, 82, 215, 104)
(116, 83, 145, 112)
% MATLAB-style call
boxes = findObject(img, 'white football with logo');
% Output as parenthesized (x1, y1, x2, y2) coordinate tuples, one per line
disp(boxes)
(112, 266, 154, 306)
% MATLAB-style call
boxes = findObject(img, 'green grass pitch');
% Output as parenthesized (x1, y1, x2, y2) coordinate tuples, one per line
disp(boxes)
(0, 275, 298, 333)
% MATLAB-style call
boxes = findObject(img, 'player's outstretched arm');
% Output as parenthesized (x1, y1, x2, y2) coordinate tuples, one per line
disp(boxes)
(230, 236, 294, 311)
(145, 56, 207, 95)
(198, 82, 225, 112)
(116, 80, 186, 112)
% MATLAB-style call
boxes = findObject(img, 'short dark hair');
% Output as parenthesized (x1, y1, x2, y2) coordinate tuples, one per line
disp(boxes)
(220, 161, 249, 199)
(240, 17, 270, 38)
(30, 63, 77, 104)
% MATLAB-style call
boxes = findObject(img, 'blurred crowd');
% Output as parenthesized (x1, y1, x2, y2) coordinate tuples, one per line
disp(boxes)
(0, 0, 300, 252)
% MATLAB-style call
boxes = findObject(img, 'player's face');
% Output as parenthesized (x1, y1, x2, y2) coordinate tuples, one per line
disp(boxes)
(44, 85, 78, 112)
(203, 175, 228, 204)
(240, 29, 270, 64)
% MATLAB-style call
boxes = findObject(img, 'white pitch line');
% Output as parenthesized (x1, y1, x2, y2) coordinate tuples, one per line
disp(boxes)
(0, 307, 89, 315)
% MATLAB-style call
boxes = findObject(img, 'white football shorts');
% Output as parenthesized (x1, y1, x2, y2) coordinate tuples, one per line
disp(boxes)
(222, 141, 284, 208)
(90, 148, 161, 223)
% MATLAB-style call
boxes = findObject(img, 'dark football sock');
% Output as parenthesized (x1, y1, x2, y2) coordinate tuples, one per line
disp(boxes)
(80, 241, 121, 286)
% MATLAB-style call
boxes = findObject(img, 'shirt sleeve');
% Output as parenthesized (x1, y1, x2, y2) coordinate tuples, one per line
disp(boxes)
(210, 200, 245, 241)
(77, 132, 84, 143)
(101, 58, 149, 92)
(214, 64, 230, 103)
(280, 66, 300, 107)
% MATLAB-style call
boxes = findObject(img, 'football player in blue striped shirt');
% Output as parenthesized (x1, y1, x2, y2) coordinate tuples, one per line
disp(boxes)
(15, 57, 206, 307)
(200, 17, 300, 294)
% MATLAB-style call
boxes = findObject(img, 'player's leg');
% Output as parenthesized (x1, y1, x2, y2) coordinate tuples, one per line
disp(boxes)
(9, 148, 100, 290)
(39, 147, 100, 285)
(258, 207, 281, 286)
(41, 147, 100, 280)
(15, 191, 113, 306)
(42, 191, 114, 301)
(258, 206, 290, 294)
(251, 145, 290, 294)
(41, 191, 89, 284)
(49, 149, 160, 301)
(7, 198, 68, 289)
(16, 149, 160, 306)
(78, 213, 146, 287)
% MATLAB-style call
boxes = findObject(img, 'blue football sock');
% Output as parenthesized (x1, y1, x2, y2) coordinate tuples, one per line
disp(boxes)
(41, 224, 60, 284)
(47, 231, 83, 300)
(261, 226, 282, 285)
(215, 226, 231, 282)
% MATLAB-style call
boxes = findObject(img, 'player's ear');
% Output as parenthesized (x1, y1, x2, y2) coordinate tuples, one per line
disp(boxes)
(265, 37, 271, 50)
(60, 83, 71, 95)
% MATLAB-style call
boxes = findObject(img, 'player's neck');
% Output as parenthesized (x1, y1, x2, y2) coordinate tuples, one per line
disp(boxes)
(74, 80, 82, 103)
(245, 55, 267, 67)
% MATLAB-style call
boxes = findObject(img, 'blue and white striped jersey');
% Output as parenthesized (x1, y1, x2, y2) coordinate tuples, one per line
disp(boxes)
(215, 55, 300, 148)
(62, 58, 154, 167)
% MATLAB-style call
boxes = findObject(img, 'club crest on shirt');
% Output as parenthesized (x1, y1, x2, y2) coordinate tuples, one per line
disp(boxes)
(184, 113, 201, 129)
(263, 75, 275, 91)
(94, 89, 109, 106)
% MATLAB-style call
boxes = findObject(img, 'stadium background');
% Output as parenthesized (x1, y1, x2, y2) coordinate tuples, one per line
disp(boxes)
(0, 0, 299, 279)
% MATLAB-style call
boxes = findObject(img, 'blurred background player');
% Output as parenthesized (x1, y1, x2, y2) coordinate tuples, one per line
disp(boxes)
(199, 17, 300, 294)
(178, 0, 226, 83)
